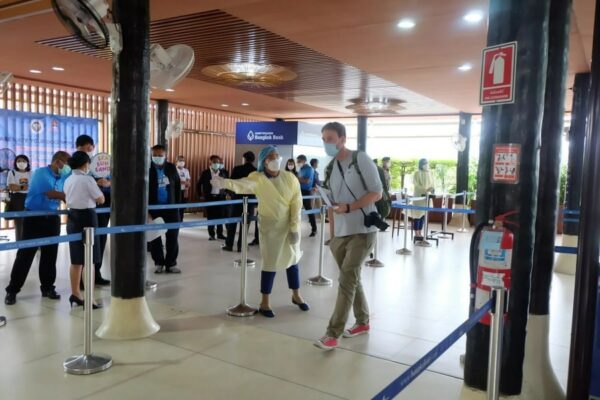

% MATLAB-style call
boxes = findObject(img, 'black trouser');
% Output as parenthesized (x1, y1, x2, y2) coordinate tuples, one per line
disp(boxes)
(149, 209, 180, 267)
(206, 194, 225, 238)
(179, 193, 188, 222)
(225, 203, 258, 250)
(6, 215, 61, 294)
(95, 210, 110, 277)
(14, 218, 24, 241)
(301, 189, 317, 233)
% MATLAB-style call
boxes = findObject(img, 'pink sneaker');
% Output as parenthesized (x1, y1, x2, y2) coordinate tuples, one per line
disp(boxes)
(343, 324, 370, 338)
(314, 335, 338, 350)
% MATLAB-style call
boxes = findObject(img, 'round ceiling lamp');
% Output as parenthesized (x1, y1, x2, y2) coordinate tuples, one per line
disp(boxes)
(201, 62, 297, 88)
(345, 97, 406, 115)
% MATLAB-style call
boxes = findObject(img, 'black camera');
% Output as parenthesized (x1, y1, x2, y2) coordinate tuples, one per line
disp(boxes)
(364, 212, 389, 231)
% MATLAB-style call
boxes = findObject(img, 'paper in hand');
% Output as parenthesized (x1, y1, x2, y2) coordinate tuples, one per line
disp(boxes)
(317, 186, 336, 209)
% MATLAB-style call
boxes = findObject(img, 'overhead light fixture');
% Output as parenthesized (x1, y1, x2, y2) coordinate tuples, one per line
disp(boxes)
(221, 104, 229, 107)
(458, 63, 473, 71)
(29, 69, 42, 74)
(52, 66, 65, 71)
(397, 19, 416, 30)
(345, 97, 406, 115)
(241, 103, 249, 106)
(202, 62, 297, 88)
(165, 88, 175, 92)
(463, 10, 484, 24)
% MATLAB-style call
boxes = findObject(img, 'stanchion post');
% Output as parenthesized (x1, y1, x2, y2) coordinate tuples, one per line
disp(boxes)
(458, 190, 469, 233)
(307, 205, 333, 285)
(397, 189, 412, 255)
(64, 228, 112, 375)
(487, 287, 506, 400)
(227, 197, 258, 316)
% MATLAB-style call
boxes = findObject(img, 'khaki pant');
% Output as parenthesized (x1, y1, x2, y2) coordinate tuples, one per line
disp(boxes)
(326, 232, 376, 338)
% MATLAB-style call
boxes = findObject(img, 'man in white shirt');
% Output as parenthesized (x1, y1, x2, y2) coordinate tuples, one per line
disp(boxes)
(176, 155, 191, 221)
(197, 155, 229, 240)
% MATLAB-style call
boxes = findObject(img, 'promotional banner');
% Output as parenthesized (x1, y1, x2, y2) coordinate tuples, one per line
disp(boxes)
(0, 109, 98, 170)
(235, 121, 298, 145)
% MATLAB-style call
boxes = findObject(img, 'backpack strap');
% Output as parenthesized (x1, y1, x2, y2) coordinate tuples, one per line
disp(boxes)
(323, 158, 335, 189)
(350, 151, 369, 192)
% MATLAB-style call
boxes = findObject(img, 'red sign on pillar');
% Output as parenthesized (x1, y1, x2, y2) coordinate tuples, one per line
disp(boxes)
(480, 42, 517, 105)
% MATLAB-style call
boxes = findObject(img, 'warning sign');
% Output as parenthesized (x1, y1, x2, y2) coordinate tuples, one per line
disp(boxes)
(480, 42, 517, 105)
(90, 152, 111, 179)
(492, 144, 520, 184)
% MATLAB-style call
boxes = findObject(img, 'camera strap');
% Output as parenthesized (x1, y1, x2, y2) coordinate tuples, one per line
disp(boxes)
(336, 160, 368, 217)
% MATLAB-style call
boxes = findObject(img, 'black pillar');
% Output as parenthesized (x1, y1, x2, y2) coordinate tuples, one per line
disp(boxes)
(275, 118, 284, 122)
(564, 73, 590, 235)
(110, 0, 150, 299)
(157, 99, 168, 147)
(357, 115, 367, 152)
(464, 0, 549, 395)
(529, 0, 571, 316)
(456, 112, 472, 205)
(566, 1, 600, 397)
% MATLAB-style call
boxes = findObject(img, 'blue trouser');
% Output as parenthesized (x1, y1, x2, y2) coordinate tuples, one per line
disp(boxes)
(261, 264, 300, 294)
(413, 216, 425, 231)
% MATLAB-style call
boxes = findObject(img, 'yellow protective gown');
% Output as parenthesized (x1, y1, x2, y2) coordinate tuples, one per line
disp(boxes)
(411, 170, 435, 219)
(224, 170, 303, 272)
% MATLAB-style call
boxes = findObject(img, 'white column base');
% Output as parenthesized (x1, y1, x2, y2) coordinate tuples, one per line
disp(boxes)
(96, 296, 160, 340)
(449, 204, 468, 228)
(554, 234, 578, 275)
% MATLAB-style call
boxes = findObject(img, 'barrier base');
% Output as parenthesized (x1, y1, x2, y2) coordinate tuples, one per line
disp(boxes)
(227, 303, 258, 317)
(64, 353, 112, 375)
(234, 259, 256, 269)
(365, 259, 384, 268)
(554, 234, 577, 275)
(96, 296, 160, 340)
(307, 275, 333, 286)
(396, 248, 412, 255)
(457, 227, 469, 233)
(0, 316, 5, 327)
(145, 280, 158, 290)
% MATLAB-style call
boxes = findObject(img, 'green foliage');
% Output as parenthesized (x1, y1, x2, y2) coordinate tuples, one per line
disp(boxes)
(559, 164, 568, 205)
(387, 158, 460, 193)
(468, 160, 479, 198)
(389, 160, 417, 191)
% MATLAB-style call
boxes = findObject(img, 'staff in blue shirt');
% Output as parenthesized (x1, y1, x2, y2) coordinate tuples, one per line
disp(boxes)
(5, 151, 71, 305)
(296, 154, 317, 237)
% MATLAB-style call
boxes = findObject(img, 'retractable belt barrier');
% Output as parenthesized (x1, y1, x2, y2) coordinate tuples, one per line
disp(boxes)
(392, 201, 476, 215)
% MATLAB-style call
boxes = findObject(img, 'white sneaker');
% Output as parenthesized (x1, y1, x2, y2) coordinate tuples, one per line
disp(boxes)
(416, 240, 432, 247)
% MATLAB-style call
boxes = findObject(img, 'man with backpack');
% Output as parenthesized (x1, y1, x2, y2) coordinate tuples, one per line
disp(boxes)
(314, 122, 383, 350)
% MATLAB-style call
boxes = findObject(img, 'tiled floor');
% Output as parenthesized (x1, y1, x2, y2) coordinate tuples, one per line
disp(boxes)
(0, 215, 574, 399)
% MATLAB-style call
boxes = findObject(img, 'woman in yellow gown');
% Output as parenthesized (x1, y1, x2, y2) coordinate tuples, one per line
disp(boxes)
(412, 158, 435, 246)
(211, 145, 309, 318)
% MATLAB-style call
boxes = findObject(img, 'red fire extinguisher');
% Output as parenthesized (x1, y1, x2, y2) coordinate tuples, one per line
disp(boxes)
(473, 211, 516, 325)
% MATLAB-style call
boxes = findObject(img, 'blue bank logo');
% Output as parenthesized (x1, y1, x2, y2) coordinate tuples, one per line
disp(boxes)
(247, 130, 255, 141)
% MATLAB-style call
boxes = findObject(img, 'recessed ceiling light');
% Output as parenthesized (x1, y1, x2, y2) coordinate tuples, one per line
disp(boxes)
(458, 63, 473, 71)
(51, 66, 64, 71)
(397, 19, 416, 30)
(221, 104, 229, 107)
(29, 69, 42, 74)
(165, 88, 175, 92)
(463, 10, 484, 24)
(241, 103, 249, 106)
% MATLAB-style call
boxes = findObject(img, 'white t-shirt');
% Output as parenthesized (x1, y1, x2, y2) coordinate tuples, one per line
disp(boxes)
(64, 170, 104, 209)
(7, 170, 32, 194)
(211, 169, 221, 195)
(178, 167, 191, 190)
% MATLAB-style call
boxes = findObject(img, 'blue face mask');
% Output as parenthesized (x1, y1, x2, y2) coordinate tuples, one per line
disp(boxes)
(152, 156, 165, 165)
(324, 143, 340, 157)
(59, 165, 71, 177)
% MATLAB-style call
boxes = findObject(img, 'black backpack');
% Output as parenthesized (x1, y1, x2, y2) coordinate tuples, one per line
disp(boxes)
(323, 151, 392, 219)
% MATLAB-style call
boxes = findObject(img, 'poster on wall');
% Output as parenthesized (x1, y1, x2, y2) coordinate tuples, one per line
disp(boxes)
(492, 143, 520, 184)
(0, 109, 98, 170)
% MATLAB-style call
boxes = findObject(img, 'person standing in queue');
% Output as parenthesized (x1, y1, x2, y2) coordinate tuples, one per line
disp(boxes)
(412, 158, 435, 247)
(4, 151, 70, 305)
(149, 145, 182, 274)
(296, 154, 317, 237)
(64, 151, 104, 309)
(285, 158, 298, 176)
(223, 151, 257, 252)
(198, 155, 229, 241)
(315, 122, 382, 350)
(176, 155, 191, 221)
(6, 155, 32, 241)
(75, 134, 111, 286)
(382, 156, 392, 190)
(211, 145, 309, 318)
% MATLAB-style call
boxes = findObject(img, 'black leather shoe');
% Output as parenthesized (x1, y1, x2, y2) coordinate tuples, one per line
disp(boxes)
(4, 293, 16, 305)
(309, 231, 317, 237)
(95, 276, 111, 286)
(249, 239, 259, 246)
(208, 237, 216, 241)
(41, 289, 61, 300)
(217, 235, 227, 240)
(221, 245, 233, 252)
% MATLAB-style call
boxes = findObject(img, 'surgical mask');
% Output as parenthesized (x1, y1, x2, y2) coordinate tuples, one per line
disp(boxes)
(211, 163, 220, 170)
(152, 156, 165, 165)
(287, 164, 295, 170)
(59, 164, 71, 177)
(267, 158, 282, 172)
(86, 151, 95, 159)
(16, 162, 28, 170)
(324, 143, 340, 157)
(297, 162, 304, 169)
(177, 161, 185, 168)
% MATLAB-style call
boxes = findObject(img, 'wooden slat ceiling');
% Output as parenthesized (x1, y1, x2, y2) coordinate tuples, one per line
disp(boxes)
(37, 9, 456, 116)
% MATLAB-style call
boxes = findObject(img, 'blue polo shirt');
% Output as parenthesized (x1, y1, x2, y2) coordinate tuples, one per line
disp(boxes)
(25, 166, 64, 211)
(154, 165, 169, 204)
(298, 164, 315, 191)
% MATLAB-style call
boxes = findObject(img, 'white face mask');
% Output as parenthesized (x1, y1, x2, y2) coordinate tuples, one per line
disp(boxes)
(211, 163, 221, 170)
(16, 162, 28, 171)
(152, 156, 165, 165)
(287, 164, 295, 170)
(267, 158, 282, 172)
(177, 161, 185, 168)
(86, 151, 95, 159)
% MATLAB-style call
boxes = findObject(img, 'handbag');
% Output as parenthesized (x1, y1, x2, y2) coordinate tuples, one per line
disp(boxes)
(5, 192, 26, 220)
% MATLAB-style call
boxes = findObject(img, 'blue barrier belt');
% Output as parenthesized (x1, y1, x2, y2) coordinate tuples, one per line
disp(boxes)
(372, 299, 494, 400)
(392, 202, 476, 215)
(555, 246, 578, 255)
(0, 233, 82, 251)
(563, 209, 580, 216)
(563, 218, 580, 223)
(96, 217, 243, 235)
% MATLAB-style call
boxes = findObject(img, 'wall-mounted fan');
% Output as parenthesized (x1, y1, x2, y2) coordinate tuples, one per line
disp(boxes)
(0, 72, 12, 96)
(452, 134, 468, 152)
(166, 120, 183, 140)
(150, 44, 195, 90)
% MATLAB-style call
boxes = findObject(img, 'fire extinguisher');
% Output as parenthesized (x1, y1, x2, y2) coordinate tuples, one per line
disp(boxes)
(470, 211, 517, 325)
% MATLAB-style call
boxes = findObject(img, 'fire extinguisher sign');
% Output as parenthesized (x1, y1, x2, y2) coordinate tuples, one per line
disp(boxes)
(492, 144, 520, 184)
(480, 41, 517, 105)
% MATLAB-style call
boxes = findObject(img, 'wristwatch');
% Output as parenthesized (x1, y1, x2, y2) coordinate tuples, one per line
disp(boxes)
(345, 204, 351, 213)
